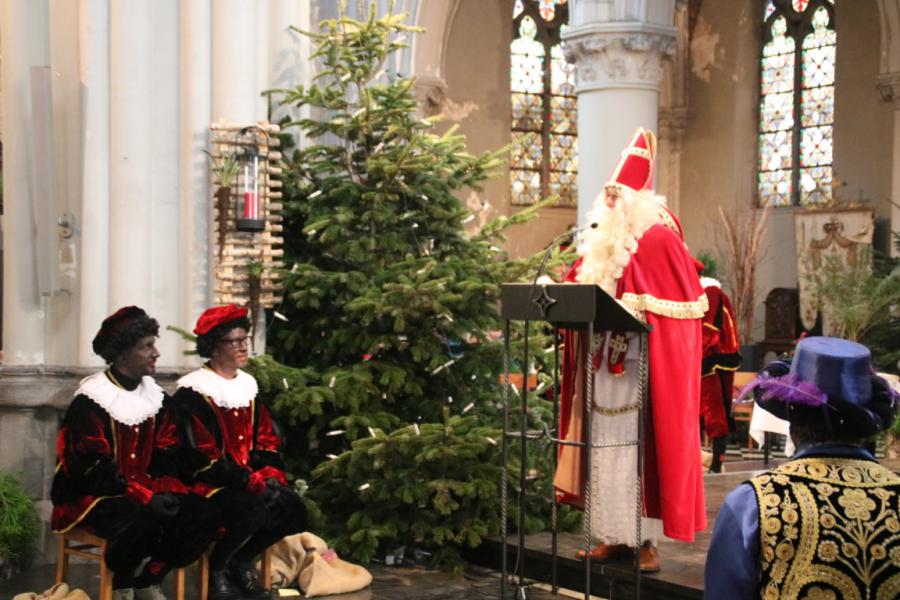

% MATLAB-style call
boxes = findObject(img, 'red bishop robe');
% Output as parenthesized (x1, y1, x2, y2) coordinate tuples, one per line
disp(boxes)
(700, 282, 741, 439)
(554, 222, 708, 542)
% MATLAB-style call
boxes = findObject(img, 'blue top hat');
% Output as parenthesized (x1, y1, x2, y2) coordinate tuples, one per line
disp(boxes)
(790, 336, 872, 406)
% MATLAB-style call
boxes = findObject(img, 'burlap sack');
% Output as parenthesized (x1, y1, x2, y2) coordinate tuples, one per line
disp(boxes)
(266, 532, 372, 597)
(13, 583, 91, 600)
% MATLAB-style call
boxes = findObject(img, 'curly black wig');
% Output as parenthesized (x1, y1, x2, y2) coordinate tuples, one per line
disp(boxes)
(92, 309, 160, 364)
(196, 316, 251, 359)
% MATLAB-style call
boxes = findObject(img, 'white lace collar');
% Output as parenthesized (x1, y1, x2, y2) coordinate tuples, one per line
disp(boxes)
(177, 367, 258, 409)
(77, 371, 164, 426)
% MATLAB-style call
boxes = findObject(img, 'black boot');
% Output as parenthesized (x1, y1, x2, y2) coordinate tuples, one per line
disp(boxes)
(228, 563, 270, 599)
(710, 436, 728, 473)
(208, 569, 248, 600)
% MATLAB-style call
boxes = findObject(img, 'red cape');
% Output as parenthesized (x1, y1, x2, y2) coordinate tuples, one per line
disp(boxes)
(555, 223, 708, 542)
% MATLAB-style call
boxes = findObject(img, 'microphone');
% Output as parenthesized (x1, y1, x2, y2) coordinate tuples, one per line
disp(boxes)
(530, 221, 598, 289)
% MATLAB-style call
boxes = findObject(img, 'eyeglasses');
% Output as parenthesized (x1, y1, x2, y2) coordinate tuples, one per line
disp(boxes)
(220, 336, 250, 349)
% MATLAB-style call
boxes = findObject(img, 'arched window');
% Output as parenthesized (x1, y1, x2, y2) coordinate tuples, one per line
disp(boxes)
(758, 0, 835, 207)
(510, 0, 577, 207)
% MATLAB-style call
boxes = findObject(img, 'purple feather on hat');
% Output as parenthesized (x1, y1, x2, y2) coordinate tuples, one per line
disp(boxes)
(743, 372, 829, 408)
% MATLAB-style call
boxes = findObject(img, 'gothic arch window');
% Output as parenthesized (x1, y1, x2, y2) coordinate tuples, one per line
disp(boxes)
(758, 0, 836, 207)
(510, 0, 577, 207)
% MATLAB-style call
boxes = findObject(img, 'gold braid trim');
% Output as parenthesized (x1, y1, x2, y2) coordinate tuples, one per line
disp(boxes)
(656, 206, 683, 237)
(619, 292, 708, 321)
(773, 457, 900, 486)
(595, 402, 641, 416)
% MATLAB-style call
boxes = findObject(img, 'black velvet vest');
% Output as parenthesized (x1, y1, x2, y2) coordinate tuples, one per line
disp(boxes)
(750, 457, 900, 600)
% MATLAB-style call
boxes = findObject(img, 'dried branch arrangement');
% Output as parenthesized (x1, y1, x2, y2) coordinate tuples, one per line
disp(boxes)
(716, 205, 770, 344)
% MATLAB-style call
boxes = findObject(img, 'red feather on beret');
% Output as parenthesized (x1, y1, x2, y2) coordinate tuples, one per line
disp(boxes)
(194, 304, 249, 336)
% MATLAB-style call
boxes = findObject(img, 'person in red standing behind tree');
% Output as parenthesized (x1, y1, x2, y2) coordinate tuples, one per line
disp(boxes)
(554, 128, 708, 571)
(173, 305, 307, 600)
(699, 275, 742, 473)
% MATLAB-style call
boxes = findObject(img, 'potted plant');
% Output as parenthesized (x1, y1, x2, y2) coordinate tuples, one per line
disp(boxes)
(0, 472, 39, 580)
(204, 150, 240, 261)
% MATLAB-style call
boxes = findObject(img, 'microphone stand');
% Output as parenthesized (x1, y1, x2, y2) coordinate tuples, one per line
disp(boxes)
(530, 222, 597, 291)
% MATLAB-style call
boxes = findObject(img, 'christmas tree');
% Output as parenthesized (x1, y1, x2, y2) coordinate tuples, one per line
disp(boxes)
(253, 4, 574, 568)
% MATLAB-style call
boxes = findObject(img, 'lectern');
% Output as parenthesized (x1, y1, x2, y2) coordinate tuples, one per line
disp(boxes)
(499, 283, 651, 600)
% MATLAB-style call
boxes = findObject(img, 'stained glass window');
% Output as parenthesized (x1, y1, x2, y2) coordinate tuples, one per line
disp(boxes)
(758, 0, 835, 207)
(511, 0, 577, 207)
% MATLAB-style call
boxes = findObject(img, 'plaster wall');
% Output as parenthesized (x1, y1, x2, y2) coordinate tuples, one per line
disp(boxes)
(679, 0, 892, 341)
(1, 1, 310, 370)
(442, 0, 576, 259)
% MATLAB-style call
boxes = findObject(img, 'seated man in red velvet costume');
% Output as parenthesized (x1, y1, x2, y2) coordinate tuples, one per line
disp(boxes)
(173, 305, 307, 600)
(51, 307, 220, 600)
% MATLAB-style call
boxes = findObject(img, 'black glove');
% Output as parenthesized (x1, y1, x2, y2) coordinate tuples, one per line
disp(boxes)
(147, 492, 180, 520)
(85, 459, 128, 497)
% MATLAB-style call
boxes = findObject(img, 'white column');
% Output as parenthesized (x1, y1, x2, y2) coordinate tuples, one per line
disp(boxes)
(77, 0, 110, 365)
(267, 0, 309, 133)
(108, 1, 153, 310)
(179, 0, 212, 353)
(879, 74, 900, 257)
(563, 1, 676, 225)
(213, 0, 261, 123)
(146, 0, 181, 366)
(1, 0, 50, 365)
(877, 0, 900, 256)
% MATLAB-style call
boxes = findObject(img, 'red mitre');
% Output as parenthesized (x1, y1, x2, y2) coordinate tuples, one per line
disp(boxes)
(194, 304, 249, 335)
(606, 127, 657, 193)
(92, 306, 149, 355)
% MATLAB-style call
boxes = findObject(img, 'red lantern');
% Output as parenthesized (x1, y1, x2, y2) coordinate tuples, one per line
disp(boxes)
(236, 145, 264, 232)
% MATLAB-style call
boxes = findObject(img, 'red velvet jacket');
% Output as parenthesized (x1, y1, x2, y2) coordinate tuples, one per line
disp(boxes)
(51, 391, 187, 532)
(172, 385, 287, 497)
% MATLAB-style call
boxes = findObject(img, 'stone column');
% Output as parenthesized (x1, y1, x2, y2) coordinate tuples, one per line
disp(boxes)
(108, 2, 153, 309)
(656, 0, 688, 214)
(212, 0, 261, 123)
(0, 0, 50, 365)
(563, 0, 676, 225)
(878, 73, 900, 257)
(77, 0, 110, 365)
(877, 0, 900, 256)
(179, 0, 213, 357)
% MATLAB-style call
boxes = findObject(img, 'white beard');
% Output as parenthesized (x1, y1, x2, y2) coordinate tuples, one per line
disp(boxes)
(576, 189, 667, 296)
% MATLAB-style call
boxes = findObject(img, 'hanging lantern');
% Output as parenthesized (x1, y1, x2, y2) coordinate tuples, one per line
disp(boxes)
(236, 145, 265, 232)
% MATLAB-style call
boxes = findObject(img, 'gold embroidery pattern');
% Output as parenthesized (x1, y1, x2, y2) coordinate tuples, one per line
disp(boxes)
(750, 458, 900, 600)
(619, 292, 708, 321)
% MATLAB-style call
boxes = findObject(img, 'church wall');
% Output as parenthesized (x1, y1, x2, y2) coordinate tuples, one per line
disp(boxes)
(679, 0, 891, 342)
(441, 0, 575, 259)
(832, 1, 893, 218)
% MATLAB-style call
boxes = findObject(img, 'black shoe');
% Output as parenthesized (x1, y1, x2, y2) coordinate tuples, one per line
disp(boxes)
(208, 570, 248, 600)
(228, 564, 270, 600)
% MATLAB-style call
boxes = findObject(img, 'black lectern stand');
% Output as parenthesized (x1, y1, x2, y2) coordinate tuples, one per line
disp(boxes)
(499, 283, 651, 600)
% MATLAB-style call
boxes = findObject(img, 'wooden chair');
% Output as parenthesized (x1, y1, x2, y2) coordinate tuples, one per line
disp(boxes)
(57, 528, 273, 600)
(56, 528, 113, 600)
